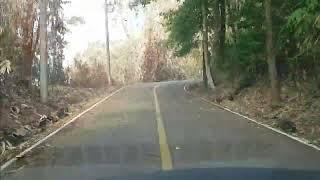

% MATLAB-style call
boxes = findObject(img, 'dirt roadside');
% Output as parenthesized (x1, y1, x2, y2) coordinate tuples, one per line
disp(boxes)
(0, 85, 120, 165)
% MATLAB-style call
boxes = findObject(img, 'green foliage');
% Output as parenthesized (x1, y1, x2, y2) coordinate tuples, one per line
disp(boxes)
(214, 0, 267, 85)
(221, 31, 267, 80)
(283, 0, 320, 55)
(164, 0, 202, 56)
(277, 0, 320, 81)
(163, 0, 269, 85)
(163, 0, 320, 89)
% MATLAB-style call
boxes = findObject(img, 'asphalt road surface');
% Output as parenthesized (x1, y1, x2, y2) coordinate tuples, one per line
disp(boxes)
(2, 81, 320, 180)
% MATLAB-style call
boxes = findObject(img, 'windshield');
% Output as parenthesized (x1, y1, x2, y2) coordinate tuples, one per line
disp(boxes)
(0, 0, 320, 179)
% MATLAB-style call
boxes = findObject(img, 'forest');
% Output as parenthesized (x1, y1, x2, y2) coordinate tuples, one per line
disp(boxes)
(158, 0, 320, 103)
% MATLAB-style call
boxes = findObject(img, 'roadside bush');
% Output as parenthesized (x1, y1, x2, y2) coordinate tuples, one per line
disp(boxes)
(70, 58, 108, 88)
(141, 33, 188, 82)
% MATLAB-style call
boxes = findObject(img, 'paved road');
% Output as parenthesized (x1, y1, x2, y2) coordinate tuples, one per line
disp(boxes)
(2, 81, 320, 179)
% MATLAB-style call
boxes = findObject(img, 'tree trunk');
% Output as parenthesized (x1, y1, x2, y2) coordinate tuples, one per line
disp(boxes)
(218, 0, 226, 63)
(21, 44, 33, 88)
(202, 0, 215, 89)
(202, 49, 208, 88)
(20, 1, 38, 89)
(265, 0, 280, 104)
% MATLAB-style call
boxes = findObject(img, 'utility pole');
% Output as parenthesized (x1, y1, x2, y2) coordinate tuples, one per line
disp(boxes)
(105, 0, 112, 85)
(40, 0, 48, 103)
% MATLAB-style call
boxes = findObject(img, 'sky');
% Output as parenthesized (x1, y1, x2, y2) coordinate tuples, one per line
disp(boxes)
(63, 0, 145, 65)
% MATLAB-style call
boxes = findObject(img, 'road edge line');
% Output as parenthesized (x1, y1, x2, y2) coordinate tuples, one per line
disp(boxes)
(0, 87, 125, 171)
(153, 85, 173, 171)
(183, 84, 320, 152)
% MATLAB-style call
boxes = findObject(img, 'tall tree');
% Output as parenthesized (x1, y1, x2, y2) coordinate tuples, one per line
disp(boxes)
(19, 0, 40, 88)
(48, 0, 67, 84)
(265, 0, 280, 103)
(202, 0, 215, 89)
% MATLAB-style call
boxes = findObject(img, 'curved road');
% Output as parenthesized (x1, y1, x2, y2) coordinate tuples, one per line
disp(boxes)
(2, 81, 320, 179)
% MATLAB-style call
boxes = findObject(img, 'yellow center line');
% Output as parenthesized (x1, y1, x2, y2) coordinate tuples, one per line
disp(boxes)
(153, 85, 173, 171)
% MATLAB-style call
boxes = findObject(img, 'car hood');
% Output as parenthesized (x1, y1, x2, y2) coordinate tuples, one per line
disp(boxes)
(106, 167, 320, 180)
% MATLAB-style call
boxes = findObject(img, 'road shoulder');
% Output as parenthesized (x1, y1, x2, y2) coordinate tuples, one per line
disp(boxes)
(183, 83, 320, 152)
